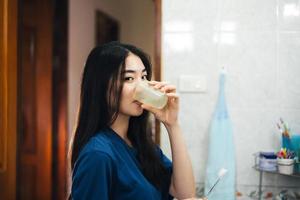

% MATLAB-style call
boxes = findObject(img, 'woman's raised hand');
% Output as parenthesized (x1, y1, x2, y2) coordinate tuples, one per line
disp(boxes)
(141, 81, 179, 128)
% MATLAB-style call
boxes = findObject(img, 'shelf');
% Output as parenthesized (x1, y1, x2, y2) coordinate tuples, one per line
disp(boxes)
(253, 165, 300, 178)
(253, 152, 300, 200)
(253, 165, 300, 200)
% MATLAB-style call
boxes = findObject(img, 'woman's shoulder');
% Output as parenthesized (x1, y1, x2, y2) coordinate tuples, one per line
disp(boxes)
(79, 130, 114, 158)
(72, 132, 116, 178)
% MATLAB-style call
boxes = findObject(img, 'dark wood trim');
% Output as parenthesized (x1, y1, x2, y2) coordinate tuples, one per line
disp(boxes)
(17, 0, 53, 198)
(52, 0, 68, 199)
(154, 0, 162, 145)
(0, 0, 18, 199)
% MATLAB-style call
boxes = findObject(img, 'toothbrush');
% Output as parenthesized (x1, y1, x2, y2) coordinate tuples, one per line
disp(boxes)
(276, 123, 283, 135)
(280, 118, 290, 137)
(204, 168, 228, 198)
(285, 122, 290, 136)
(280, 118, 288, 131)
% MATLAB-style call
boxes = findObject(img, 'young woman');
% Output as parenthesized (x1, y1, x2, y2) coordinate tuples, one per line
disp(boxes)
(70, 41, 197, 200)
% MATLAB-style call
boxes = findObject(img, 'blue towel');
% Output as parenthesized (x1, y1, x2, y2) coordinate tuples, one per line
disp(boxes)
(205, 71, 236, 200)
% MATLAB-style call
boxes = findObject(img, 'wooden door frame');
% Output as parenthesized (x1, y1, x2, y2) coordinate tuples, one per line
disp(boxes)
(17, 0, 53, 198)
(52, 0, 68, 198)
(0, 0, 68, 199)
(154, 0, 162, 145)
(0, 0, 18, 199)
(18, 0, 68, 199)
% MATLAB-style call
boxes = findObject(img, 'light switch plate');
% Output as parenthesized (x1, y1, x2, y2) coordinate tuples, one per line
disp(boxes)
(179, 75, 207, 93)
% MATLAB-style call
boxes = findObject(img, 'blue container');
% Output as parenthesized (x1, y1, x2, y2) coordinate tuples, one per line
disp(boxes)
(295, 161, 300, 173)
(259, 152, 277, 171)
(260, 152, 277, 159)
(291, 134, 300, 173)
(290, 134, 300, 151)
(282, 136, 293, 150)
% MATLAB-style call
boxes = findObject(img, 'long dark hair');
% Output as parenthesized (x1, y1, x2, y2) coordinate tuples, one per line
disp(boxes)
(70, 41, 168, 189)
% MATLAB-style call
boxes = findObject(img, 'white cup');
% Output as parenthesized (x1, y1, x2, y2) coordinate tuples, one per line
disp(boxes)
(133, 81, 168, 109)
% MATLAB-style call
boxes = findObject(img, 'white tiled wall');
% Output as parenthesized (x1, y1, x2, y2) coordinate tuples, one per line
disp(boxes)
(161, 0, 300, 198)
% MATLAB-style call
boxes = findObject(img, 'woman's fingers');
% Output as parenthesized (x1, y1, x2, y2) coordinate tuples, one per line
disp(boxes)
(161, 85, 176, 93)
(154, 82, 169, 89)
(148, 81, 176, 93)
(148, 80, 159, 84)
(166, 93, 179, 104)
(148, 81, 168, 88)
(166, 92, 179, 99)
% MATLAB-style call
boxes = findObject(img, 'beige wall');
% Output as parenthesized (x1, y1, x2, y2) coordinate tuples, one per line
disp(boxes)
(68, 0, 155, 136)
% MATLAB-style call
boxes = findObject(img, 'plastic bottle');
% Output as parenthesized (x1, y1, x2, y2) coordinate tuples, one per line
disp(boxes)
(133, 81, 168, 109)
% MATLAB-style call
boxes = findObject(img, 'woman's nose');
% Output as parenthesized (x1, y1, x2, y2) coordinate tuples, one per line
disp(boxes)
(136, 77, 144, 82)
(134, 78, 144, 86)
(133, 80, 142, 89)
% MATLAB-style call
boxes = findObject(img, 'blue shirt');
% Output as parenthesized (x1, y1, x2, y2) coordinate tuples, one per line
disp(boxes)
(71, 128, 173, 200)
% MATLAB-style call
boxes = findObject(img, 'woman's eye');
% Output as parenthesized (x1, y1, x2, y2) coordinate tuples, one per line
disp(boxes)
(142, 75, 147, 80)
(125, 77, 134, 81)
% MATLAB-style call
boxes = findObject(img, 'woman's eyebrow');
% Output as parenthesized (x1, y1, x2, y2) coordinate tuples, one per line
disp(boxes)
(123, 68, 147, 73)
